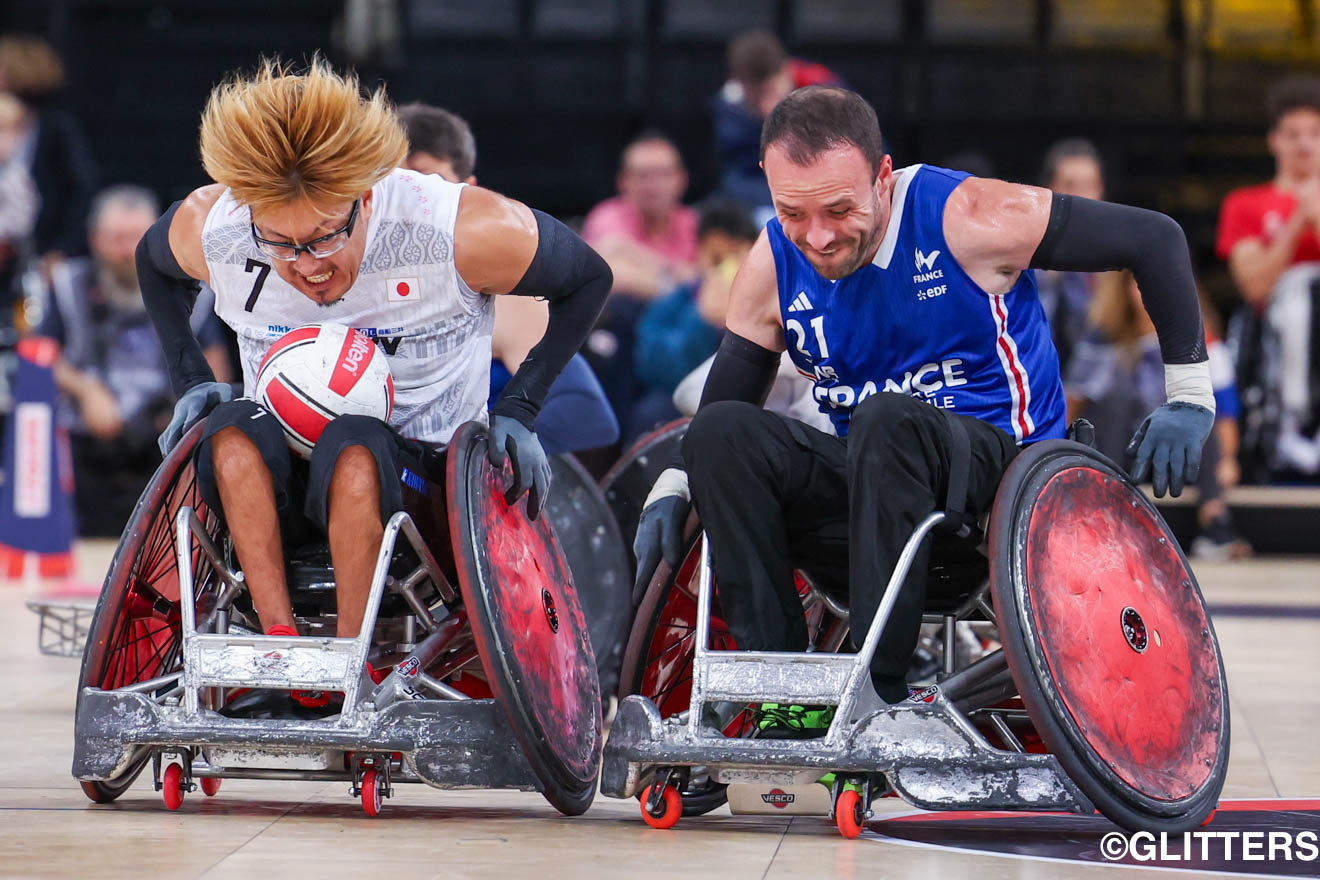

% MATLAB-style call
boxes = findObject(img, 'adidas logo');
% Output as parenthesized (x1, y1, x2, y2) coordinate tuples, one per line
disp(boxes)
(787, 291, 814, 313)
(915, 247, 940, 272)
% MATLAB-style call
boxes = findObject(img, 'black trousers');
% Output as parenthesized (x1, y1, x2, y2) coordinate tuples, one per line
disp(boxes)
(682, 394, 1018, 699)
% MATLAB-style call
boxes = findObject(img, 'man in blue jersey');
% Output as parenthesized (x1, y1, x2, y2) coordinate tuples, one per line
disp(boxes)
(633, 87, 1214, 709)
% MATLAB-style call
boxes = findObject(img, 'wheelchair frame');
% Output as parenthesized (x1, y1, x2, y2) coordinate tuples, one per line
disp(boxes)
(73, 505, 543, 812)
(601, 517, 1095, 835)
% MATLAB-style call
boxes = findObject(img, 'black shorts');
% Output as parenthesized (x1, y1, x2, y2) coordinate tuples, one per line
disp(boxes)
(195, 398, 430, 541)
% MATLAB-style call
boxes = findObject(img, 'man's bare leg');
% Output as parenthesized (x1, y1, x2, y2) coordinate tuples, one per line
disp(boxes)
(326, 445, 384, 638)
(210, 427, 294, 631)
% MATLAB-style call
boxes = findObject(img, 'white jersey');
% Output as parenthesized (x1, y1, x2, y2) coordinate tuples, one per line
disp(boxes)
(200, 168, 494, 444)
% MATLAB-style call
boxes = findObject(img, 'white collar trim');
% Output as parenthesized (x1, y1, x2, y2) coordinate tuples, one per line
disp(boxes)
(873, 163, 922, 270)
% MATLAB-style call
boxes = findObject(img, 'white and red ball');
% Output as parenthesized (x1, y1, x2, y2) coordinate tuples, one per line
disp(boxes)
(255, 324, 394, 458)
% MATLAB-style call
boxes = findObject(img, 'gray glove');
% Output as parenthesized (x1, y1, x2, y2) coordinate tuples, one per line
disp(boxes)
(487, 414, 551, 520)
(632, 467, 691, 604)
(1127, 401, 1215, 498)
(158, 381, 233, 456)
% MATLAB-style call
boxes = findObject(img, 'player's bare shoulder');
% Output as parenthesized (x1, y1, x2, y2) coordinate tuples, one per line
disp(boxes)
(169, 184, 227, 283)
(724, 228, 785, 351)
(453, 185, 538, 295)
(943, 177, 1052, 295)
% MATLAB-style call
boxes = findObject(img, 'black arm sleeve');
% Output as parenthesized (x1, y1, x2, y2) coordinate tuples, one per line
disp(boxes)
(1030, 193, 1206, 364)
(137, 201, 215, 395)
(698, 331, 779, 409)
(490, 209, 612, 429)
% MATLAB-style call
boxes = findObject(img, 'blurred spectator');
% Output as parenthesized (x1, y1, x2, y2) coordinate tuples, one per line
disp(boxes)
(582, 131, 699, 300)
(398, 102, 618, 454)
(634, 201, 757, 397)
(1035, 138, 1106, 376)
(581, 131, 699, 435)
(397, 102, 477, 184)
(627, 201, 758, 442)
(1218, 77, 1320, 482)
(1217, 76, 1320, 309)
(0, 35, 97, 262)
(712, 30, 841, 219)
(0, 91, 39, 321)
(1067, 272, 1249, 560)
(37, 185, 231, 536)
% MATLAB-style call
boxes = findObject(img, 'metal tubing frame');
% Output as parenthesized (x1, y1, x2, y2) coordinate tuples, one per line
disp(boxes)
(174, 508, 438, 724)
(685, 512, 949, 743)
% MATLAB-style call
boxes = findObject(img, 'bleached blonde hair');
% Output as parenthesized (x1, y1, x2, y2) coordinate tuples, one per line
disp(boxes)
(199, 56, 407, 215)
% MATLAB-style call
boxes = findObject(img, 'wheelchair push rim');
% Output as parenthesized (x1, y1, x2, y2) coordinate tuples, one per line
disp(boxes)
(989, 440, 1229, 831)
(446, 422, 603, 816)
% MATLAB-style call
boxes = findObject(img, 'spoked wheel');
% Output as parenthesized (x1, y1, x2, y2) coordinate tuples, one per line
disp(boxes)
(360, 769, 383, 817)
(618, 528, 849, 817)
(989, 440, 1229, 832)
(76, 423, 224, 804)
(834, 788, 865, 839)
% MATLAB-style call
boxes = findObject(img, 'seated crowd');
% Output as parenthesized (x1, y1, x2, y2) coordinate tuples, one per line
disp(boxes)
(0, 32, 1315, 562)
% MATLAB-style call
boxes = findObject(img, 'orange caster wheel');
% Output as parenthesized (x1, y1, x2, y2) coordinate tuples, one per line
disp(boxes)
(161, 763, 185, 811)
(835, 788, 865, 839)
(200, 777, 221, 797)
(640, 782, 681, 829)
(360, 769, 383, 817)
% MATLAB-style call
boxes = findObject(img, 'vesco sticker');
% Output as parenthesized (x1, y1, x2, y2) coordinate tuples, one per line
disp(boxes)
(761, 789, 795, 808)
(907, 685, 939, 704)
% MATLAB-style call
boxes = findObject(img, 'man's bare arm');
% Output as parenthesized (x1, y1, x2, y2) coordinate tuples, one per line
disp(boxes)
(723, 229, 786, 352)
(455, 186, 611, 431)
(943, 178, 1053, 296)
(168, 184, 225, 284)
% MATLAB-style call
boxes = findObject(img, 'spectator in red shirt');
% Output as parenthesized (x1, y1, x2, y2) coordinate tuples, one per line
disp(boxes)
(712, 30, 841, 218)
(1217, 76, 1320, 307)
(582, 131, 699, 301)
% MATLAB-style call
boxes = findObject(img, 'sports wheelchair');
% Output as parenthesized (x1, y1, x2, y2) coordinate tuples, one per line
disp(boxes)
(72, 420, 603, 817)
(601, 422, 1230, 837)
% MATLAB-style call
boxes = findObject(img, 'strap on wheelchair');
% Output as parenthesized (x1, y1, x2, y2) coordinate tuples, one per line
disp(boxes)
(938, 408, 975, 540)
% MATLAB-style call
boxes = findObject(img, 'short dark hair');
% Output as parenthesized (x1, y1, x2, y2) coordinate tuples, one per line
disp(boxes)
(698, 199, 758, 243)
(1267, 76, 1320, 130)
(759, 86, 884, 176)
(396, 102, 477, 180)
(1039, 138, 1101, 187)
(620, 129, 684, 170)
(728, 30, 786, 86)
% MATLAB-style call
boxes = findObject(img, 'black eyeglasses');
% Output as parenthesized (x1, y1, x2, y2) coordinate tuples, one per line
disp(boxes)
(251, 200, 360, 261)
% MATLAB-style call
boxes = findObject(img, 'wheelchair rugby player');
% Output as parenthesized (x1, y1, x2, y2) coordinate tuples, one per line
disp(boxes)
(72, 58, 611, 816)
(611, 86, 1227, 836)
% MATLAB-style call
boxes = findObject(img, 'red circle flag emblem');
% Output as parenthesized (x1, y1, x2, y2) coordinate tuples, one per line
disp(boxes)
(396, 281, 410, 297)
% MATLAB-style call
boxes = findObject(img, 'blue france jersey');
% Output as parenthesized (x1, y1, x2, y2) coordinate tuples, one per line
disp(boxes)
(767, 164, 1065, 443)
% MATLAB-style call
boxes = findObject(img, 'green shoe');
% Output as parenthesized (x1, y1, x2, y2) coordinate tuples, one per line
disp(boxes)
(755, 703, 835, 739)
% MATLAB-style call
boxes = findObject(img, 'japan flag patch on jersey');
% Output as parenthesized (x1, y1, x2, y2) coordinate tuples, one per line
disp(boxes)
(387, 277, 421, 302)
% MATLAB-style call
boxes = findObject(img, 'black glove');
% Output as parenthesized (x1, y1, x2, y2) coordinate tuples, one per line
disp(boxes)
(1127, 401, 1215, 498)
(632, 467, 691, 604)
(158, 381, 233, 456)
(487, 414, 552, 520)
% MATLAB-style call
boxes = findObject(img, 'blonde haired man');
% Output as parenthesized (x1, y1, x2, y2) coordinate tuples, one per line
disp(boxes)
(140, 59, 609, 663)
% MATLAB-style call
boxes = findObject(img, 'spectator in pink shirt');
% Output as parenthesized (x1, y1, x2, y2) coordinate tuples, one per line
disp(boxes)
(583, 131, 699, 300)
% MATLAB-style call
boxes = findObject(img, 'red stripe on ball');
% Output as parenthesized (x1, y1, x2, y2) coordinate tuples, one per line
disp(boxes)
(264, 374, 333, 448)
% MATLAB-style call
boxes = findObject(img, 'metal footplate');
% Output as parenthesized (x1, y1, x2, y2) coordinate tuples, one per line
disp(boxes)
(72, 689, 540, 790)
(601, 514, 1097, 818)
(26, 598, 95, 657)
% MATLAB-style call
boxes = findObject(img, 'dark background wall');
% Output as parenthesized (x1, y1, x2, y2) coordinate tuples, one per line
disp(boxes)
(6, 0, 1320, 300)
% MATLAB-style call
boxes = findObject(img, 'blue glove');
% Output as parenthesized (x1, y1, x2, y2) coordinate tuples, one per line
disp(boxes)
(158, 382, 233, 456)
(632, 468, 691, 604)
(487, 414, 551, 520)
(1126, 401, 1215, 498)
